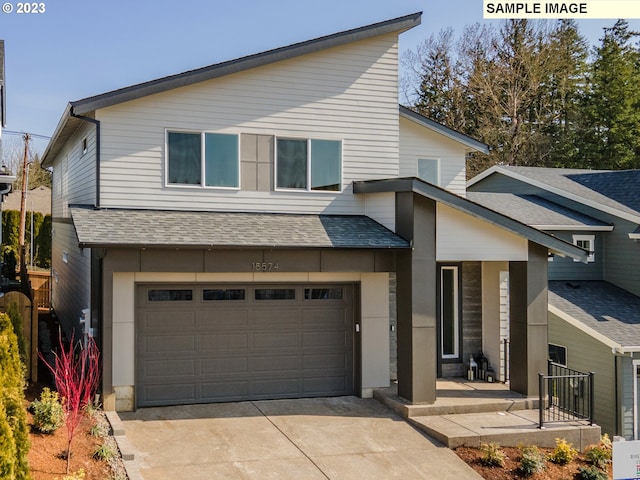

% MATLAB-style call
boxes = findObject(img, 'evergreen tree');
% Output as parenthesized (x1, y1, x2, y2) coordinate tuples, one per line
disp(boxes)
(579, 20, 640, 169)
(0, 313, 31, 479)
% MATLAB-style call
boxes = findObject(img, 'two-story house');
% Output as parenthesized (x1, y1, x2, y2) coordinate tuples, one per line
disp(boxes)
(468, 166, 640, 439)
(41, 13, 585, 412)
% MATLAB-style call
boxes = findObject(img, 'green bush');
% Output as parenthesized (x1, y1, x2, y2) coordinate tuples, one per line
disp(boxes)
(548, 437, 578, 465)
(577, 465, 609, 480)
(0, 312, 31, 479)
(61, 469, 85, 480)
(92, 443, 115, 461)
(519, 445, 546, 476)
(479, 442, 506, 467)
(7, 303, 27, 375)
(31, 387, 64, 434)
(584, 435, 612, 469)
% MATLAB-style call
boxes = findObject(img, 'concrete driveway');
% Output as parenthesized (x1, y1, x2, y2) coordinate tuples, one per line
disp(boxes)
(117, 396, 482, 479)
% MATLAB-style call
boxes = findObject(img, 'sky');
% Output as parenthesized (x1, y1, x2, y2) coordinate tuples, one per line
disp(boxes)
(0, 0, 639, 158)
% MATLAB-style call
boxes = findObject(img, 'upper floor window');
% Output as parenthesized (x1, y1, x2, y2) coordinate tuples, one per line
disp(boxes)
(276, 138, 341, 191)
(417, 158, 440, 185)
(573, 234, 595, 262)
(167, 131, 239, 188)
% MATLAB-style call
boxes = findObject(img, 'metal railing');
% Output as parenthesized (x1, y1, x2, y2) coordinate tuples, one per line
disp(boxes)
(538, 360, 594, 429)
(502, 338, 510, 383)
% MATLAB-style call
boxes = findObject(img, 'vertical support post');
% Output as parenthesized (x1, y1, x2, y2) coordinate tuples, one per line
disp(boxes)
(538, 373, 544, 429)
(589, 371, 595, 426)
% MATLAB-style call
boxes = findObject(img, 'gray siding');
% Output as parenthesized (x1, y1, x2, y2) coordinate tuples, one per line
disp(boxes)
(548, 311, 617, 436)
(51, 221, 91, 336)
(548, 231, 603, 281)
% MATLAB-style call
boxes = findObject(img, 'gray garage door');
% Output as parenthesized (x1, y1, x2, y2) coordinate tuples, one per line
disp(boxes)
(136, 283, 354, 407)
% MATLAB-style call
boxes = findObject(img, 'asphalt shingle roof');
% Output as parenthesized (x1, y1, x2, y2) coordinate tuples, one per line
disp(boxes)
(466, 192, 611, 229)
(70, 207, 409, 249)
(496, 167, 640, 220)
(549, 281, 640, 349)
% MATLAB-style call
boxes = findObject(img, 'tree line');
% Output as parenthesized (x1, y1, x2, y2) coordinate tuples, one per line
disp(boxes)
(402, 19, 640, 177)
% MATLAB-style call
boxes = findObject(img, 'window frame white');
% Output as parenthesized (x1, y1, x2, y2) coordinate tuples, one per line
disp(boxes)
(573, 234, 595, 262)
(165, 129, 241, 190)
(417, 158, 440, 186)
(548, 343, 567, 366)
(440, 265, 460, 360)
(274, 136, 343, 193)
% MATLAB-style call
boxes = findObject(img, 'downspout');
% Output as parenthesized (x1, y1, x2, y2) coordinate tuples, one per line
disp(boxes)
(70, 110, 100, 208)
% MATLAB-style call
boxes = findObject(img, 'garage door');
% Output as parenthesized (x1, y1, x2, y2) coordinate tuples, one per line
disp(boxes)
(135, 283, 355, 407)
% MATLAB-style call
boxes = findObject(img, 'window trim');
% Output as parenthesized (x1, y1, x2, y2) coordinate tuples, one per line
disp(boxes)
(274, 136, 343, 193)
(548, 343, 567, 366)
(439, 265, 460, 360)
(572, 234, 595, 262)
(417, 158, 440, 186)
(165, 129, 241, 190)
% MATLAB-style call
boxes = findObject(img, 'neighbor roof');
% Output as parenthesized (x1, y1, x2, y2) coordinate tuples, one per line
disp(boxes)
(549, 281, 640, 353)
(70, 207, 410, 249)
(466, 192, 613, 231)
(468, 166, 640, 224)
(353, 177, 588, 261)
(42, 12, 421, 166)
(399, 106, 489, 154)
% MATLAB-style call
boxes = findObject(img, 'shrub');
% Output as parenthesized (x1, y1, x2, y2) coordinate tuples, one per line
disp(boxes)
(61, 468, 85, 480)
(584, 434, 612, 469)
(0, 312, 31, 480)
(577, 465, 609, 480)
(92, 443, 115, 461)
(7, 303, 27, 375)
(31, 387, 64, 434)
(519, 445, 546, 476)
(549, 437, 578, 465)
(479, 442, 506, 467)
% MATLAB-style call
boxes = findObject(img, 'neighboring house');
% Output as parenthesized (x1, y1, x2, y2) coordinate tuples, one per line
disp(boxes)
(3, 186, 52, 215)
(468, 166, 640, 439)
(41, 13, 585, 412)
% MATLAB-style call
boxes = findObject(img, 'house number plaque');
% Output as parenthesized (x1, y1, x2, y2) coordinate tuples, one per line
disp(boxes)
(251, 262, 279, 271)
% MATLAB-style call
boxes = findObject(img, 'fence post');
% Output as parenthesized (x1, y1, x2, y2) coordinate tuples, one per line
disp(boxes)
(589, 372, 595, 426)
(539, 373, 544, 429)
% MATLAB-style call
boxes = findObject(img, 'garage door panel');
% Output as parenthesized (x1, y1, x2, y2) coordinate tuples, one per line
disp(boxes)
(136, 283, 354, 407)
(140, 311, 197, 331)
(200, 357, 248, 375)
(251, 355, 301, 373)
(200, 333, 248, 351)
(143, 359, 196, 378)
(252, 332, 300, 349)
(143, 335, 195, 354)
(143, 384, 196, 405)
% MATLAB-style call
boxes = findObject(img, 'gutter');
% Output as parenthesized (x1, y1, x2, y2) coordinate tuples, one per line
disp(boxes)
(70, 110, 100, 208)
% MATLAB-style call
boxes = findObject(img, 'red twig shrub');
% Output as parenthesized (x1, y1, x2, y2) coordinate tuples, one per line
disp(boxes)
(40, 333, 100, 474)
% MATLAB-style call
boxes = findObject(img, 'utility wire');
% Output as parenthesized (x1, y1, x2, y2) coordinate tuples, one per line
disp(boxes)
(1, 129, 50, 140)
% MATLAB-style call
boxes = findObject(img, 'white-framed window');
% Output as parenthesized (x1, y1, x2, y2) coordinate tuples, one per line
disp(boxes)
(166, 130, 239, 188)
(440, 265, 459, 359)
(275, 137, 342, 192)
(573, 234, 595, 262)
(417, 158, 440, 185)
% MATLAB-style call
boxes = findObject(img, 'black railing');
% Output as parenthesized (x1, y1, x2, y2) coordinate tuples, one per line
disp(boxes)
(538, 360, 594, 429)
(502, 338, 510, 383)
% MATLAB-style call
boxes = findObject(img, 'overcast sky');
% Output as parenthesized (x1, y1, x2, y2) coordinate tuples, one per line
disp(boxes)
(1, 0, 638, 157)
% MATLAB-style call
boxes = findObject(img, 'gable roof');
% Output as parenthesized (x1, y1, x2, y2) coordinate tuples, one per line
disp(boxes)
(549, 280, 640, 353)
(353, 177, 588, 261)
(468, 166, 640, 224)
(70, 207, 410, 250)
(42, 12, 421, 166)
(399, 106, 489, 154)
(466, 192, 613, 231)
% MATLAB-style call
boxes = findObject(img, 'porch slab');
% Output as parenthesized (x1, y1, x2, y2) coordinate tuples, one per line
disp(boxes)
(374, 380, 600, 451)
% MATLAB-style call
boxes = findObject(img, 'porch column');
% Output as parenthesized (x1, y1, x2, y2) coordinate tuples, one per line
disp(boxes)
(395, 192, 437, 403)
(509, 241, 548, 396)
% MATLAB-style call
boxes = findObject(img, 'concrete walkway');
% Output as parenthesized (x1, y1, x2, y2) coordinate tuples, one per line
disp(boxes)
(114, 396, 482, 480)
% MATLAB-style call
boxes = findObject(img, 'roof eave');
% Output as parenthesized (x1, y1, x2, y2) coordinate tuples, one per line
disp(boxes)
(533, 225, 614, 232)
(354, 177, 588, 262)
(399, 106, 489, 154)
(72, 12, 422, 116)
